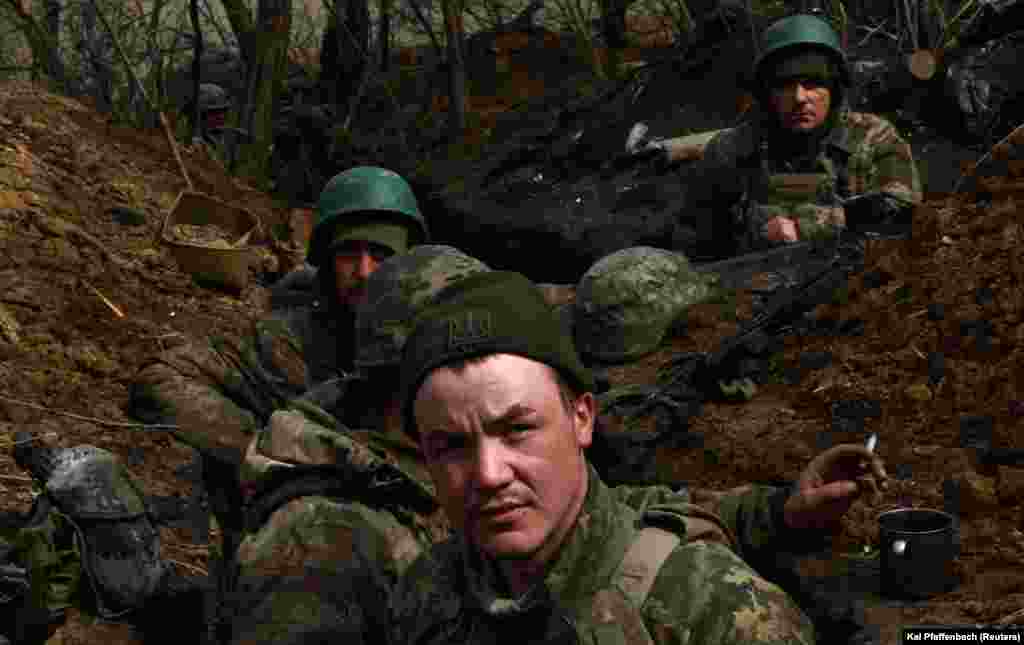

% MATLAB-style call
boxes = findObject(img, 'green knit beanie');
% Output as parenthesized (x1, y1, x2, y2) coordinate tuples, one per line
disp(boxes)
(399, 271, 595, 439)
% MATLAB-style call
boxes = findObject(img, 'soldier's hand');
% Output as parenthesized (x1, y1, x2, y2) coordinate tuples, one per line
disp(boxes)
(765, 216, 800, 242)
(783, 443, 889, 532)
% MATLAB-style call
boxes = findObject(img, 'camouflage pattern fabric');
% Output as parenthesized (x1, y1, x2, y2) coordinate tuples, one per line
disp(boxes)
(128, 299, 354, 464)
(354, 245, 492, 369)
(228, 390, 813, 644)
(574, 247, 719, 363)
(688, 106, 922, 259)
(389, 463, 815, 645)
(229, 396, 448, 644)
(0, 499, 79, 642)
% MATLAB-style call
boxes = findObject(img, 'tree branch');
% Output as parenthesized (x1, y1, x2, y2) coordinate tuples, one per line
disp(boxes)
(217, 0, 255, 61)
(2, 0, 68, 88)
(405, 0, 445, 60)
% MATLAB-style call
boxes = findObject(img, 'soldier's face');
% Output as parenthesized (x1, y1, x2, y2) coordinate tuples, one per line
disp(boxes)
(332, 241, 393, 307)
(414, 354, 594, 571)
(767, 77, 832, 133)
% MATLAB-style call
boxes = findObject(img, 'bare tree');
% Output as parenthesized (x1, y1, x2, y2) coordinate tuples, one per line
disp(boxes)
(403, 0, 444, 61)
(3, 0, 67, 88)
(598, 0, 633, 78)
(440, 0, 466, 138)
(189, 0, 204, 141)
(378, 0, 392, 72)
(218, 0, 294, 180)
(79, 0, 114, 112)
(319, 0, 371, 115)
(41, 0, 65, 84)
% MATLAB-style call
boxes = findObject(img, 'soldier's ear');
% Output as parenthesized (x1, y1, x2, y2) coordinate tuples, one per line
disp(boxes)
(572, 391, 596, 449)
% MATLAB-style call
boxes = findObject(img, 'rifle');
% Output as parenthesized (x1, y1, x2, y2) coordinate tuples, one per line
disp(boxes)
(595, 206, 912, 438)
(669, 212, 912, 397)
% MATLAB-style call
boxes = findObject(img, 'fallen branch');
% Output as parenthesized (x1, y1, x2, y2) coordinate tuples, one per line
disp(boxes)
(996, 607, 1024, 625)
(166, 557, 208, 578)
(32, 212, 131, 271)
(0, 474, 33, 482)
(856, 20, 899, 47)
(0, 431, 58, 449)
(1, 298, 42, 311)
(0, 301, 20, 344)
(165, 542, 211, 555)
(0, 394, 178, 431)
(82, 280, 125, 318)
(955, 121, 1024, 192)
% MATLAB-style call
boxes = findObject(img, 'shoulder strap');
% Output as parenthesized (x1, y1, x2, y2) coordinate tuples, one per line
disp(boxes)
(589, 526, 681, 645)
(613, 526, 681, 609)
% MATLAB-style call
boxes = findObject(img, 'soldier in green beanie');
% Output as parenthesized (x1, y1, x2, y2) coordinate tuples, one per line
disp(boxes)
(223, 255, 884, 643)
(389, 271, 886, 645)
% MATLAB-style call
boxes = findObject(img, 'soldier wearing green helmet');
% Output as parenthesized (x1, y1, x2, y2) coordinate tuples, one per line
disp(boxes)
(126, 167, 431, 630)
(224, 244, 492, 643)
(683, 12, 922, 258)
(576, 14, 922, 366)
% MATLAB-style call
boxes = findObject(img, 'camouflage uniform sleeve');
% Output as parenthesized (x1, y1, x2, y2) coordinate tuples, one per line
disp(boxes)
(613, 482, 827, 558)
(127, 314, 310, 464)
(688, 484, 828, 560)
(681, 126, 752, 260)
(643, 540, 816, 645)
(228, 498, 423, 645)
(609, 482, 686, 514)
(823, 112, 922, 238)
(848, 113, 922, 207)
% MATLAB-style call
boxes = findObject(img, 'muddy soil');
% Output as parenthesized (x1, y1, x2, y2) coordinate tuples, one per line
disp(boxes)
(1, 77, 1023, 644)
(0, 80, 301, 644)
(603, 189, 1024, 640)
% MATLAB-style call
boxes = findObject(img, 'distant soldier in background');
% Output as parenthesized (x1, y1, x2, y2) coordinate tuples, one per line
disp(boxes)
(632, 13, 922, 261)
(192, 83, 232, 147)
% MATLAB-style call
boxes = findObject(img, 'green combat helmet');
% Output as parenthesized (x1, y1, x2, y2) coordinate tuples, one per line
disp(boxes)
(753, 13, 850, 88)
(197, 83, 231, 113)
(354, 245, 490, 369)
(308, 166, 430, 267)
(574, 247, 716, 363)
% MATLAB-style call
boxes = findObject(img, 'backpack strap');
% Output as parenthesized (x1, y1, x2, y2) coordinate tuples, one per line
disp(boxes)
(590, 527, 681, 645)
(614, 526, 681, 609)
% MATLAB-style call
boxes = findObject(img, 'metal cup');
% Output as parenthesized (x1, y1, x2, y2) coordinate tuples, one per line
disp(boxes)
(878, 507, 960, 599)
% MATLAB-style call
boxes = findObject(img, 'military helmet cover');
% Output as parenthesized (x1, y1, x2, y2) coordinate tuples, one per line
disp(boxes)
(753, 14, 849, 88)
(308, 166, 430, 267)
(574, 247, 716, 363)
(355, 245, 491, 369)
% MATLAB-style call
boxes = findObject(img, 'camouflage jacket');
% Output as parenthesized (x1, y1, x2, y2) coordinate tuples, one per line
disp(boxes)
(686, 106, 923, 260)
(389, 463, 815, 645)
(127, 292, 355, 464)
(229, 392, 821, 644)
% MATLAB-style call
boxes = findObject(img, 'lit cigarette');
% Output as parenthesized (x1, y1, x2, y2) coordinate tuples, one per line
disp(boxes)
(865, 433, 878, 453)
